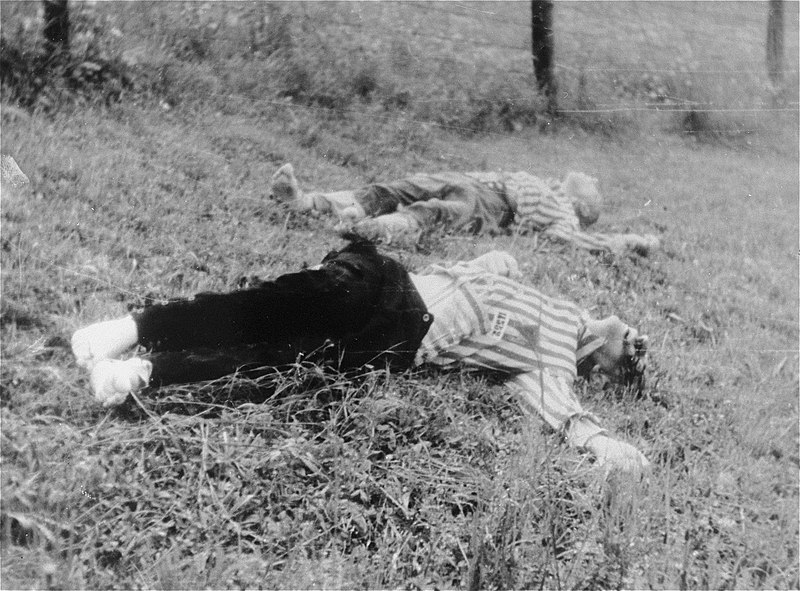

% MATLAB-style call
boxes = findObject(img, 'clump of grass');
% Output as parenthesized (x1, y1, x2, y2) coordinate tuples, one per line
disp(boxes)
(0, 2, 132, 111)
(556, 69, 639, 137)
(1, 2, 798, 589)
(0, 2, 554, 138)
(666, 72, 764, 148)
(0, 363, 611, 589)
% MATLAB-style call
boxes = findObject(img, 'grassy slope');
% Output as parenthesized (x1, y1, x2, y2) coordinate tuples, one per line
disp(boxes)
(2, 2, 799, 589)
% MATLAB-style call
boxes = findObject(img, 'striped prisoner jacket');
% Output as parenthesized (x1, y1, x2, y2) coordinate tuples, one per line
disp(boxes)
(411, 252, 606, 448)
(465, 171, 618, 252)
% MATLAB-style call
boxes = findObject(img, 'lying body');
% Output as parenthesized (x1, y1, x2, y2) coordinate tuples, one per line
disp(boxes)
(72, 242, 651, 475)
(270, 164, 659, 256)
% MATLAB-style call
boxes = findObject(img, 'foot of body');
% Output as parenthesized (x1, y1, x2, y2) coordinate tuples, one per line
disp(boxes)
(71, 316, 138, 369)
(269, 163, 365, 220)
(91, 358, 152, 407)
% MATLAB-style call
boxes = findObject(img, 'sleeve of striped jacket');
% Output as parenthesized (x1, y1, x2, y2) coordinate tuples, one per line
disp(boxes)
(542, 220, 622, 254)
(506, 370, 607, 448)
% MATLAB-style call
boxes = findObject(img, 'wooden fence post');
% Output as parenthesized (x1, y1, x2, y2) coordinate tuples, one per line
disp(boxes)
(766, 0, 784, 104)
(43, 0, 70, 55)
(531, 0, 557, 113)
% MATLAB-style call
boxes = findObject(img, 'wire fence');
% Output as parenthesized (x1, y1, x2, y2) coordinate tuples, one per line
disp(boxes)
(5, 0, 799, 123)
(283, 0, 800, 117)
(5, 0, 791, 137)
(203, 0, 798, 140)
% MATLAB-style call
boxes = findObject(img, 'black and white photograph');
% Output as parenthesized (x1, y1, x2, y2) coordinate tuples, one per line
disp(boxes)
(1, 1, 798, 588)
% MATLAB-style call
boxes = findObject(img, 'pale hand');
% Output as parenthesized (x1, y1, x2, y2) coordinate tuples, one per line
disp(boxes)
(472, 251, 521, 279)
(586, 434, 651, 478)
(350, 212, 421, 243)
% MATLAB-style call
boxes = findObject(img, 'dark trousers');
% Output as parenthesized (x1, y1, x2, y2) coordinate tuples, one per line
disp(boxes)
(355, 173, 515, 234)
(132, 242, 431, 388)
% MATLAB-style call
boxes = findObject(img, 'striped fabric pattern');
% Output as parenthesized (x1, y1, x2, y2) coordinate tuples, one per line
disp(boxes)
(467, 171, 580, 231)
(415, 262, 605, 440)
(504, 172, 580, 231)
(414, 259, 605, 443)
(416, 277, 489, 362)
(422, 272, 580, 378)
(505, 371, 605, 447)
(543, 222, 620, 253)
(468, 171, 616, 253)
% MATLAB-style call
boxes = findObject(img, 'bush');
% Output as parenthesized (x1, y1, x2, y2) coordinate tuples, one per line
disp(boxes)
(0, 3, 132, 111)
(557, 70, 638, 137)
(0, 3, 553, 136)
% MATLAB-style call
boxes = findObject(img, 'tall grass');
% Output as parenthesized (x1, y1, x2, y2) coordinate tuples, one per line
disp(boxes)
(4, 1, 796, 145)
(1, 2, 798, 589)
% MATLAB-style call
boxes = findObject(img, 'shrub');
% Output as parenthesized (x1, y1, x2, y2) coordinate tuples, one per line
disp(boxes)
(247, 4, 295, 58)
(0, 3, 131, 111)
(557, 70, 638, 137)
(351, 58, 379, 100)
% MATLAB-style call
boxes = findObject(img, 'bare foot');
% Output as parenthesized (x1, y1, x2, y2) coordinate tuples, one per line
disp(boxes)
(90, 358, 152, 407)
(269, 163, 313, 210)
(71, 316, 138, 369)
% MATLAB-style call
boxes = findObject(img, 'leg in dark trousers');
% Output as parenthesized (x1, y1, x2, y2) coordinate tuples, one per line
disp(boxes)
(134, 257, 381, 353)
(75, 241, 432, 406)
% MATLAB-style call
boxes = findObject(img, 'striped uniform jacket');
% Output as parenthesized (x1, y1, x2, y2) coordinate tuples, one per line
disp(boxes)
(415, 257, 605, 447)
(465, 171, 618, 253)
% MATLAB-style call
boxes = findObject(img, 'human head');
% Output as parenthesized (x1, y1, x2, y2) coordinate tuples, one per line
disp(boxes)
(578, 315, 648, 392)
(564, 172, 601, 228)
(269, 163, 300, 202)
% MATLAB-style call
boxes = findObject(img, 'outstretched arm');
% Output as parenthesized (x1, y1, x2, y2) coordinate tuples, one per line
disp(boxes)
(506, 371, 650, 477)
(543, 222, 660, 257)
(463, 250, 522, 278)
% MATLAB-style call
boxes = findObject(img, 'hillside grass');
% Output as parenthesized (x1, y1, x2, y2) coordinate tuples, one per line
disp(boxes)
(2, 2, 799, 589)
